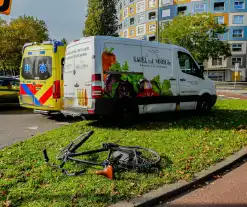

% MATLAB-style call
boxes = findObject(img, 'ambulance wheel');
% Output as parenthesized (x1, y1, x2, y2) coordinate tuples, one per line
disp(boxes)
(196, 94, 212, 114)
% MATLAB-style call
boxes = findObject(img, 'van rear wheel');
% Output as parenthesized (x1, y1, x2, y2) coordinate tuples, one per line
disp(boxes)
(112, 99, 139, 126)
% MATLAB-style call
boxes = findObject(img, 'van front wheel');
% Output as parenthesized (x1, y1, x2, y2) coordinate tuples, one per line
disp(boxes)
(196, 94, 213, 114)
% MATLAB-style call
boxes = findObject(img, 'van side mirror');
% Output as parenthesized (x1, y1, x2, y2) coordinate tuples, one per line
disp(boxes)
(199, 65, 204, 77)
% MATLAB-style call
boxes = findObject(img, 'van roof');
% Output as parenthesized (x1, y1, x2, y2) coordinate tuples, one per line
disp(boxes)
(70, 36, 188, 53)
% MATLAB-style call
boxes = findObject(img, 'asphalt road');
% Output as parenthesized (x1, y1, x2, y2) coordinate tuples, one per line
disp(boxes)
(0, 106, 70, 149)
(157, 162, 247, 207)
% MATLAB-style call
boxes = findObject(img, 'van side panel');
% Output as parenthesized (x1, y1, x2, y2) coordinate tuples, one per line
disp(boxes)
(97, 40, 177, 114)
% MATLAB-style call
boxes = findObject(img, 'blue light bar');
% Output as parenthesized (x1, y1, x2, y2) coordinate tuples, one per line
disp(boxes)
(40, 51, 46, 55)
(28, 52, 32, 55)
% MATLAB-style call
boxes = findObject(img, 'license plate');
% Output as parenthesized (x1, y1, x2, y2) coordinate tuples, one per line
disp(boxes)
(21, 95, 33, 105)
(65, 98, 74, 106)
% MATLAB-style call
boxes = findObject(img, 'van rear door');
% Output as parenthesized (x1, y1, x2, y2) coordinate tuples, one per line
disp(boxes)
(63, 39, 93, 113)
(20, 49, 53, 107)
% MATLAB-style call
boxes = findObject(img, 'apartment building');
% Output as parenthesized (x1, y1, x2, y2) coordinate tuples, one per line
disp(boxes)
(117, 0, 247, 81)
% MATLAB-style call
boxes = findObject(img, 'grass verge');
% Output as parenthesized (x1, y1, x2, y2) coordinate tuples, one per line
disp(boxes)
(1, 100, 247, 207)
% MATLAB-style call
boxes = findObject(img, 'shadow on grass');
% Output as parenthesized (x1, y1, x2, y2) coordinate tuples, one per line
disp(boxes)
(87, 108, 247, 131)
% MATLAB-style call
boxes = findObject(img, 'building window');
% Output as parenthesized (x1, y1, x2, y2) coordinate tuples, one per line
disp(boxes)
(162, 9, 171, 18)
(123, 30, 128, 38)
(194, 4, 206, 13)
(130, 6, 134, 14)
(232, 57, 242, 65)
(130, 0, 134, 3)
(130, 29, 135, 36)
(216, 33, 224, 40)
(177, 6, 187, 15)
(137, 24, 146, 36)
(234, 0, 245, 9)
(215, 16, 224, 24)
(148, 0, 156, 8)
(233, 15, 244, 24)
(212, 58, 223, 66)
(123, 8, 128, 19)
(233, 29, 244, 38)
(137, 13, 145, 24)
(149, 35, 156, 41)
(149, 11, 156, 20)
(232, 43, 243, 52)
(136, 1, 145, 13)
(162, 0, 171, 6)
(123, 19, 128, 28)
(130, 17, 135, 25)
(149, 24, 156, 32)
(214, 2, 225, 11)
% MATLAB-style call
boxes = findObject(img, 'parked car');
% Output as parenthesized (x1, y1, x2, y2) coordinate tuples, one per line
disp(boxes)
(62, 36, 217, 120)
(0, 76, 20, 106)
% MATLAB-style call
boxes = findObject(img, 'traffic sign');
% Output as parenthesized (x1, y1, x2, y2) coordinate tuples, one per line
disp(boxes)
(235, 63, 240, 71)
(0, 0, 12, 15)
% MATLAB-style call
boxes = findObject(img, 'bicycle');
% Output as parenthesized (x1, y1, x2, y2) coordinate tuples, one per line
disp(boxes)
(43, 130, 160, 180)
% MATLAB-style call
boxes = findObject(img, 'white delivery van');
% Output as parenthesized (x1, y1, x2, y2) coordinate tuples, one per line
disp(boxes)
(62, 36, 217, 120)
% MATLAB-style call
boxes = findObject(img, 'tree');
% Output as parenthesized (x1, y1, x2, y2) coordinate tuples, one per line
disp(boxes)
(160, 13, 231, 63)
(83, 0, 118, 37)
(61, 38, 68, 45)
(0, 15, 49, 74)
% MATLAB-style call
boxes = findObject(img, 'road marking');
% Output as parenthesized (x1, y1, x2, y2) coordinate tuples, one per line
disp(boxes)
(56, 122, 69, 125)
(27, 126, 38, 130)
(229, 97, 240, 100)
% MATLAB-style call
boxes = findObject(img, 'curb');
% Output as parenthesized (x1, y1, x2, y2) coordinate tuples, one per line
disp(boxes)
(110, 147, 247, 207)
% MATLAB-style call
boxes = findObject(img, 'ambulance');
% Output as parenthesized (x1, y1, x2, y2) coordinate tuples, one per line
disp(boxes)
(62, 36, 217, 120)
(20, 41, 66, 114)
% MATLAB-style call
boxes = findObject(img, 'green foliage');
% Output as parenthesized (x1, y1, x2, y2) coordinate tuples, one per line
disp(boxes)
(151, 75, 172, 95)
(61, 38, 68, 45)
(0, 15, 49, 73)
(109, 61, 129, 72)
(83, 0, 118, 37)
(104, 47, 114, 54)
(160, 13, 231, 63)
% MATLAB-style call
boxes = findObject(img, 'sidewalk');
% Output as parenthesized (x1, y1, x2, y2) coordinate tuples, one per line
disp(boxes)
(161, 162, 247, 206)
(216, 90, 247, 100)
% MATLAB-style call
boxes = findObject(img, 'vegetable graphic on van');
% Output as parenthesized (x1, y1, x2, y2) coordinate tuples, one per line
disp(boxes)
(102, 58, 172, 98)
(102, 47, 116, 80)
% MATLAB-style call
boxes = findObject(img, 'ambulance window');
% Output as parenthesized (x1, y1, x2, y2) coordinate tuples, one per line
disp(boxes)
(35, 56, 52, 80)
(61, 58, 65, 80)
(21, 57, 35, 80)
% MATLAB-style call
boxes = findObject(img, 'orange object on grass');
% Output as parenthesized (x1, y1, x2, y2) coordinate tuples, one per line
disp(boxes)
(102, 49, 116, 80)
(96, 165, 114, 180)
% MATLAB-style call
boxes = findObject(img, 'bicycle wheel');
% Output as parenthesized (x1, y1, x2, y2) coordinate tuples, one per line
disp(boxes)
(110, 146, 160, 172)
(57, 130, 94, 160)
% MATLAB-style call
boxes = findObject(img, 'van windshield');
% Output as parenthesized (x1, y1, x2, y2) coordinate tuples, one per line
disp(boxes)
(21, 56, 52, 80)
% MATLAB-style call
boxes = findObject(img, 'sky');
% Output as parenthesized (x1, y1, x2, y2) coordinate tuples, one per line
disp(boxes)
(0, 0, 88, 42)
